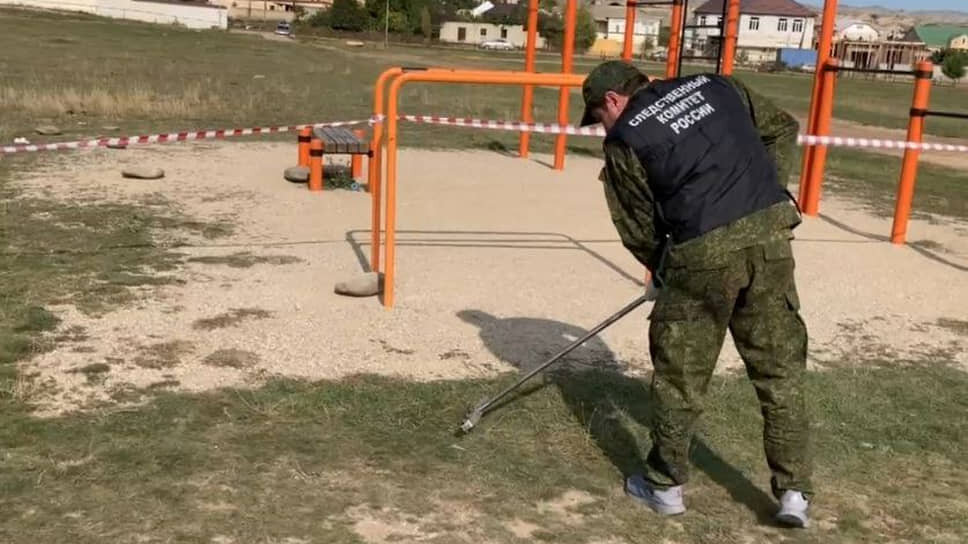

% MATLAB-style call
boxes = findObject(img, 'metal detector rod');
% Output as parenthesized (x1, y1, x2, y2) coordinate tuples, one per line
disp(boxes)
(469, 294, 650, 421)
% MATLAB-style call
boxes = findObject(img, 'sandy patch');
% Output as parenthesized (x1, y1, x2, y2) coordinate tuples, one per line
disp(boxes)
(9, 142, 968, 415)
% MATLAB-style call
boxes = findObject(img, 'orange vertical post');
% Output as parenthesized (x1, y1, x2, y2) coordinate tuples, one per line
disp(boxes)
(519, 0, 539, 159)
(298, 127, 311, 167)
(351, 129, 364, 180)
(309, 137, 324, 192)
(553, 0, 577, 171)
(665, 0, 684, 78)
(369, 67, 403, 273)
(891, 61, 933, 245)
(720, 0, 741, 75)
(622, 1, 636, 61)
(802, 59, 837, 216)
(798, 0, 838, 207)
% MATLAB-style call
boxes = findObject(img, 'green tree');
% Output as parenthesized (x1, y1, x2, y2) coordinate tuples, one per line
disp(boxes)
(640, 36, 655, 57)
(329, 0, 370, 31)
(420, 5, 432, 39)
(942, 53, 966, 83)
(387, 10, 409, 33)
(537, 12, 564, 49)
(574, 4, 597, 52)
(307, 8, 330, 27)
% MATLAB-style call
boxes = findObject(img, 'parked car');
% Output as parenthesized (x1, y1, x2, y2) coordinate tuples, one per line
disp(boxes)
(479, 39, 514, 51)
(274, 22, 292, 37)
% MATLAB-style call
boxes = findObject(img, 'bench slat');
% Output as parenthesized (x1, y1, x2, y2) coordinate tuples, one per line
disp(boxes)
(314, 126, 368, 155)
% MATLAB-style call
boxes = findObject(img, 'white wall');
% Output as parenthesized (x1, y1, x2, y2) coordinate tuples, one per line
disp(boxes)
(0, 0, 228, 29)
(598, 17, 660, 43)
(737, 14, 814, 49)
(439, 22, 545, 49)
(838, 23, 879, 42)
(691, 13, 814, 50)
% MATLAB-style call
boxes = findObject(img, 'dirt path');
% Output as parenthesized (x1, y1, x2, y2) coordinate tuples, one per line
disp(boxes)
(14, 143, 968, 415)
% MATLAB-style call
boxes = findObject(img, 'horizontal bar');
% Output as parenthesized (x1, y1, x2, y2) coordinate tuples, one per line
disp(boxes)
(925, 110, 968, 120)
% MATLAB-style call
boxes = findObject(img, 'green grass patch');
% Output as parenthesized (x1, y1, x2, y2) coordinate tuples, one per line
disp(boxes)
(823, 148, 968, 221)
(0, 152, 229, 407)
(0, 366, 965, 543)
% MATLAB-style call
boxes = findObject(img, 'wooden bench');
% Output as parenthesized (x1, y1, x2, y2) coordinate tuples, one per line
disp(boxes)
(309, 127, 371, 191)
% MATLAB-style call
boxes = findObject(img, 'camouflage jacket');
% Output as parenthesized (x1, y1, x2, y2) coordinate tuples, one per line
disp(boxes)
(599, 74, 802, 272)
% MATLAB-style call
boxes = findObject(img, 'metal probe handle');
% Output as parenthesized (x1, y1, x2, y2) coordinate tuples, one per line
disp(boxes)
(474, 293, 651, 417)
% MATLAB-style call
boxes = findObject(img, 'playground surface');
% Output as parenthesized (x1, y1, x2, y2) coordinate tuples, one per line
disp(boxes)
(3, 9, 968, 544)
(13, 142, 967, 416)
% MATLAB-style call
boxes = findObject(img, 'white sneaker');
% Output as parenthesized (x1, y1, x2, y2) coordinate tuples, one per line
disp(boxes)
(775, 490, 810, 528)
(624, 474, 686, 515)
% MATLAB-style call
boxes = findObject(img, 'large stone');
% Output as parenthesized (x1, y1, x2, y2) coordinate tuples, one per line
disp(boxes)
(35, 125, 62, 135)
(334, 272, 383, 297)
(121, 167, 165, 180)
(102, 125, 121, 131)
(284, 166, 310, 183)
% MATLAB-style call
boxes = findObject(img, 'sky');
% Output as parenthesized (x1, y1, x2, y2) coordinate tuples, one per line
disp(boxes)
(808, 0, 968, 12)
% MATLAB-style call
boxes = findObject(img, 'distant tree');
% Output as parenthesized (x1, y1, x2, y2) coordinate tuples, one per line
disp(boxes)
(539, 0, 557, 12)
(329, 0, 369, 31)
(575, 4, 597, 52)
(307, 8, 330, 27)
(640, 36, 655, 57)
(537, 11, 564, 49)
(658, 25, 671, 46)
(420, 5, 432, 39)
(942, 53, 966, 83)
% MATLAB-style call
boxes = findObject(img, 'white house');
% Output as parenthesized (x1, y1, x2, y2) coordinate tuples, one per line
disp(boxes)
(588, 4, 660, 57)
(835, 19, 880, 42)
(689, 0, 816, 63)
(439, 22, 545, 48)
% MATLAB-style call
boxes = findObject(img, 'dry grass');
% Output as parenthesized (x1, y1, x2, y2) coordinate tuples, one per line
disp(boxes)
(192, 308, 272, 331)
(133, 340, 195, 369)
(203, 349, 260, 368)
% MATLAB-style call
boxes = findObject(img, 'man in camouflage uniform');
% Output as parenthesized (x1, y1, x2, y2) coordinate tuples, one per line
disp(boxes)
(579, 61, 812, 527)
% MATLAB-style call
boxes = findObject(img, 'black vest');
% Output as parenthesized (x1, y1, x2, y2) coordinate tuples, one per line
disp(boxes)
(605, 73, 789, 242)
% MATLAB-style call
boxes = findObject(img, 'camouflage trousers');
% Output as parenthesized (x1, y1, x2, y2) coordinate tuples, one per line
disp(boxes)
(643, 235, 812, 498)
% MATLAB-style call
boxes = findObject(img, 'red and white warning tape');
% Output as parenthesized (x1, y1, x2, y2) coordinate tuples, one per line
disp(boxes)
(5, 115, 966, 155)
(0, 119, 370, 154)
(796, 134, 968, 153)
(394, 115, 968, 153)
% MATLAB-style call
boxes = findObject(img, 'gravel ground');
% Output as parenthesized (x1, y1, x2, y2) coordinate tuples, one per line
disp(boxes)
(13, 141, 968, 416)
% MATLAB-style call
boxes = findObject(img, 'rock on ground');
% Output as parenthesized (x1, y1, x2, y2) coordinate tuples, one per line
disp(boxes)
(121, 167, 165, 180)
(35, 125, 62, 135)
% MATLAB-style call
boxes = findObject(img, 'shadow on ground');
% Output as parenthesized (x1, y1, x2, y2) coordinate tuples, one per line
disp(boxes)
(457, 308, 780, 524)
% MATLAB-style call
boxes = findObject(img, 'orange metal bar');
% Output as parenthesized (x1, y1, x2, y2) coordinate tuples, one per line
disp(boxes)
(309, 137, 324, 192)
(802, 59, 837, 216)
(891, 61, 933, 245)
(351, 129, 364, 180)
(384, 70, 588, 307)
(553, 0, 577, 171)
(798, 0, 838, 207)
(518, 0, 539, 158)
(720, 0, 741, 75)
(622, 1, 636, 61)
(298, 127, 311, 167)
(368, 67, 402, 272)
(665, 0, 684, 78)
